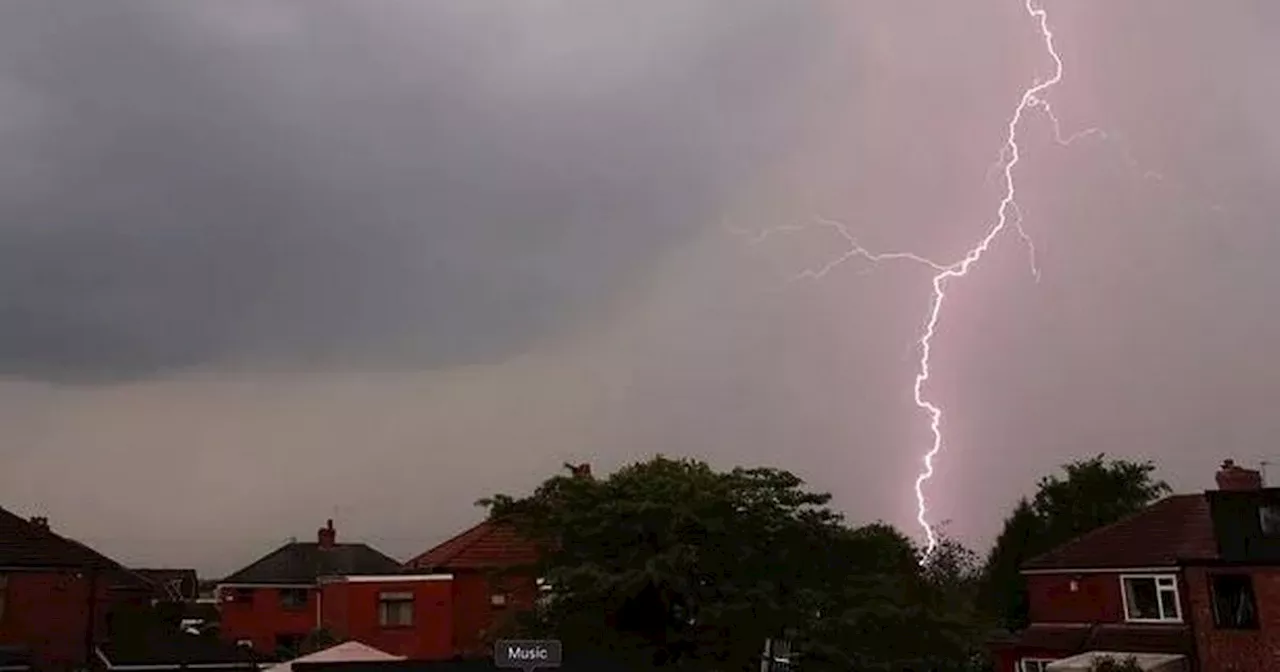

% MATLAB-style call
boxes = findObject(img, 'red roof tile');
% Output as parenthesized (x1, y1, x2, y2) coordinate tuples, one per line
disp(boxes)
(1022, 494, 1218, 571)
(406, 520, 539, 571)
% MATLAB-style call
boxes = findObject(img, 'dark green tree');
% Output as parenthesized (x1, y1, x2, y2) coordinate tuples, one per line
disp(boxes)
(981, 454, 1170, 629)
(106, 599, 185, 645)
(483, 457, 983, 671)
(981, 498, 1041, 628)
(299, 628, 338, 655)
(799, 527, 989, 672)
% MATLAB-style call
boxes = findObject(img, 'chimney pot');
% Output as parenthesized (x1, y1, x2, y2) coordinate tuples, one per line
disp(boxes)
(1217, 459, 1263, 491)
(318, 520, 337, 548)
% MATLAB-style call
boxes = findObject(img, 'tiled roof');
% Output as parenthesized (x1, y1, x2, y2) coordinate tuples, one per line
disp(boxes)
(405, 520, 539, 571)
(0, 506, 121, 571)
(1022, 494, 1218, 571)
(1012, 623, 1193, 656)
(132, 568, 200, 601)
(108, 569, 161, 596)
(220, 542, 402, 585)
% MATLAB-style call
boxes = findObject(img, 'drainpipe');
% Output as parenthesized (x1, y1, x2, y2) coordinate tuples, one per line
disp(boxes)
(1183, 564, 1202, 672)
(84, 569, 101, 670)
(1073, 621, 1100, 656)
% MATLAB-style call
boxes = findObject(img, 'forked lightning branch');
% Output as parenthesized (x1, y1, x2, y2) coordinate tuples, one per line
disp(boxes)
(739, 0, 1130, 562)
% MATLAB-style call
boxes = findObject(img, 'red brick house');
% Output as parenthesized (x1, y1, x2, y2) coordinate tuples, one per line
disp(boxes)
(217, 520, 402, 657)
(0, 507, 122, 672)
(403, 519, 540, 658)
(316, 574, 454, 660)
(991, 460, 1280, 672)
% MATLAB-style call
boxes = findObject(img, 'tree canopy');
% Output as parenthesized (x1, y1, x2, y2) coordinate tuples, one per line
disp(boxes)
(479, 453, 1170, 669)
(482, 456, 985, 671)
(980, 454, 1171, 628)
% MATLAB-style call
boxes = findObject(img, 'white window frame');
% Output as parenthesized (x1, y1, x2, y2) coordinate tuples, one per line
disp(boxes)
(1020, 660, 1056, 672)
(377, 591, 414, 628)
(1120, 573, 1182, 623)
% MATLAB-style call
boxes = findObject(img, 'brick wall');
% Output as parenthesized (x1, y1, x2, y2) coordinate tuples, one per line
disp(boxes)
(1185, 566, 1280, 671)
(319, 578, 453, 660)
(218, 585, 318, 654)
(1026, 573, 1127, 623)
(0, 570, 110, 671)
(451, 571, 537, 657)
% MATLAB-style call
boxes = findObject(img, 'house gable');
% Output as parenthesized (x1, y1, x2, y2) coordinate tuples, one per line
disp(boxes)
(1021, 495, 1217, 573)
(995, 461, 1280, 672)
(405, 520, 538, 572)
(0, 506, 121, 571)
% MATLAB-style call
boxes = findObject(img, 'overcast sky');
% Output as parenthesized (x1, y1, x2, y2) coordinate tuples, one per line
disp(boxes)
(1, 0, 1277, 577)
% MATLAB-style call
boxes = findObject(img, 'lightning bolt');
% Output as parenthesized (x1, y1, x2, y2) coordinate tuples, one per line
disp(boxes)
(734, 0, 1126, 562)
(902, 0, 1068, 560)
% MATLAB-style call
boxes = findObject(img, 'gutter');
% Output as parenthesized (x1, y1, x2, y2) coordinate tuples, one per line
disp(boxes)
(1020, 566, 1179, 576)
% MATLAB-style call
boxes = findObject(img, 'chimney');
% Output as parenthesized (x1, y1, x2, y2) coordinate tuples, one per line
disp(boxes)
(29, 516, 49, 531)
(318, 519, 336, 548)
(1216, 459, 1263, 491)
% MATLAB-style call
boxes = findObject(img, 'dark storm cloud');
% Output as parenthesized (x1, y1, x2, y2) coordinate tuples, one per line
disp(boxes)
(0, 0, 833, 381)
(3, 0, 1277, 575)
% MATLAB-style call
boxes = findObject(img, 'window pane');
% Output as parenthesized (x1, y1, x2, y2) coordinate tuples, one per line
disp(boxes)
(1158, 587, 1180, 619)
(1212, 575, 1258, 629)
(379, 596, 414, 627)
(280, 588, 308, 608)
(1260, 506, 1280, 535)
(1124, 578, 1162, 619)
(393, 601, 413, 625)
